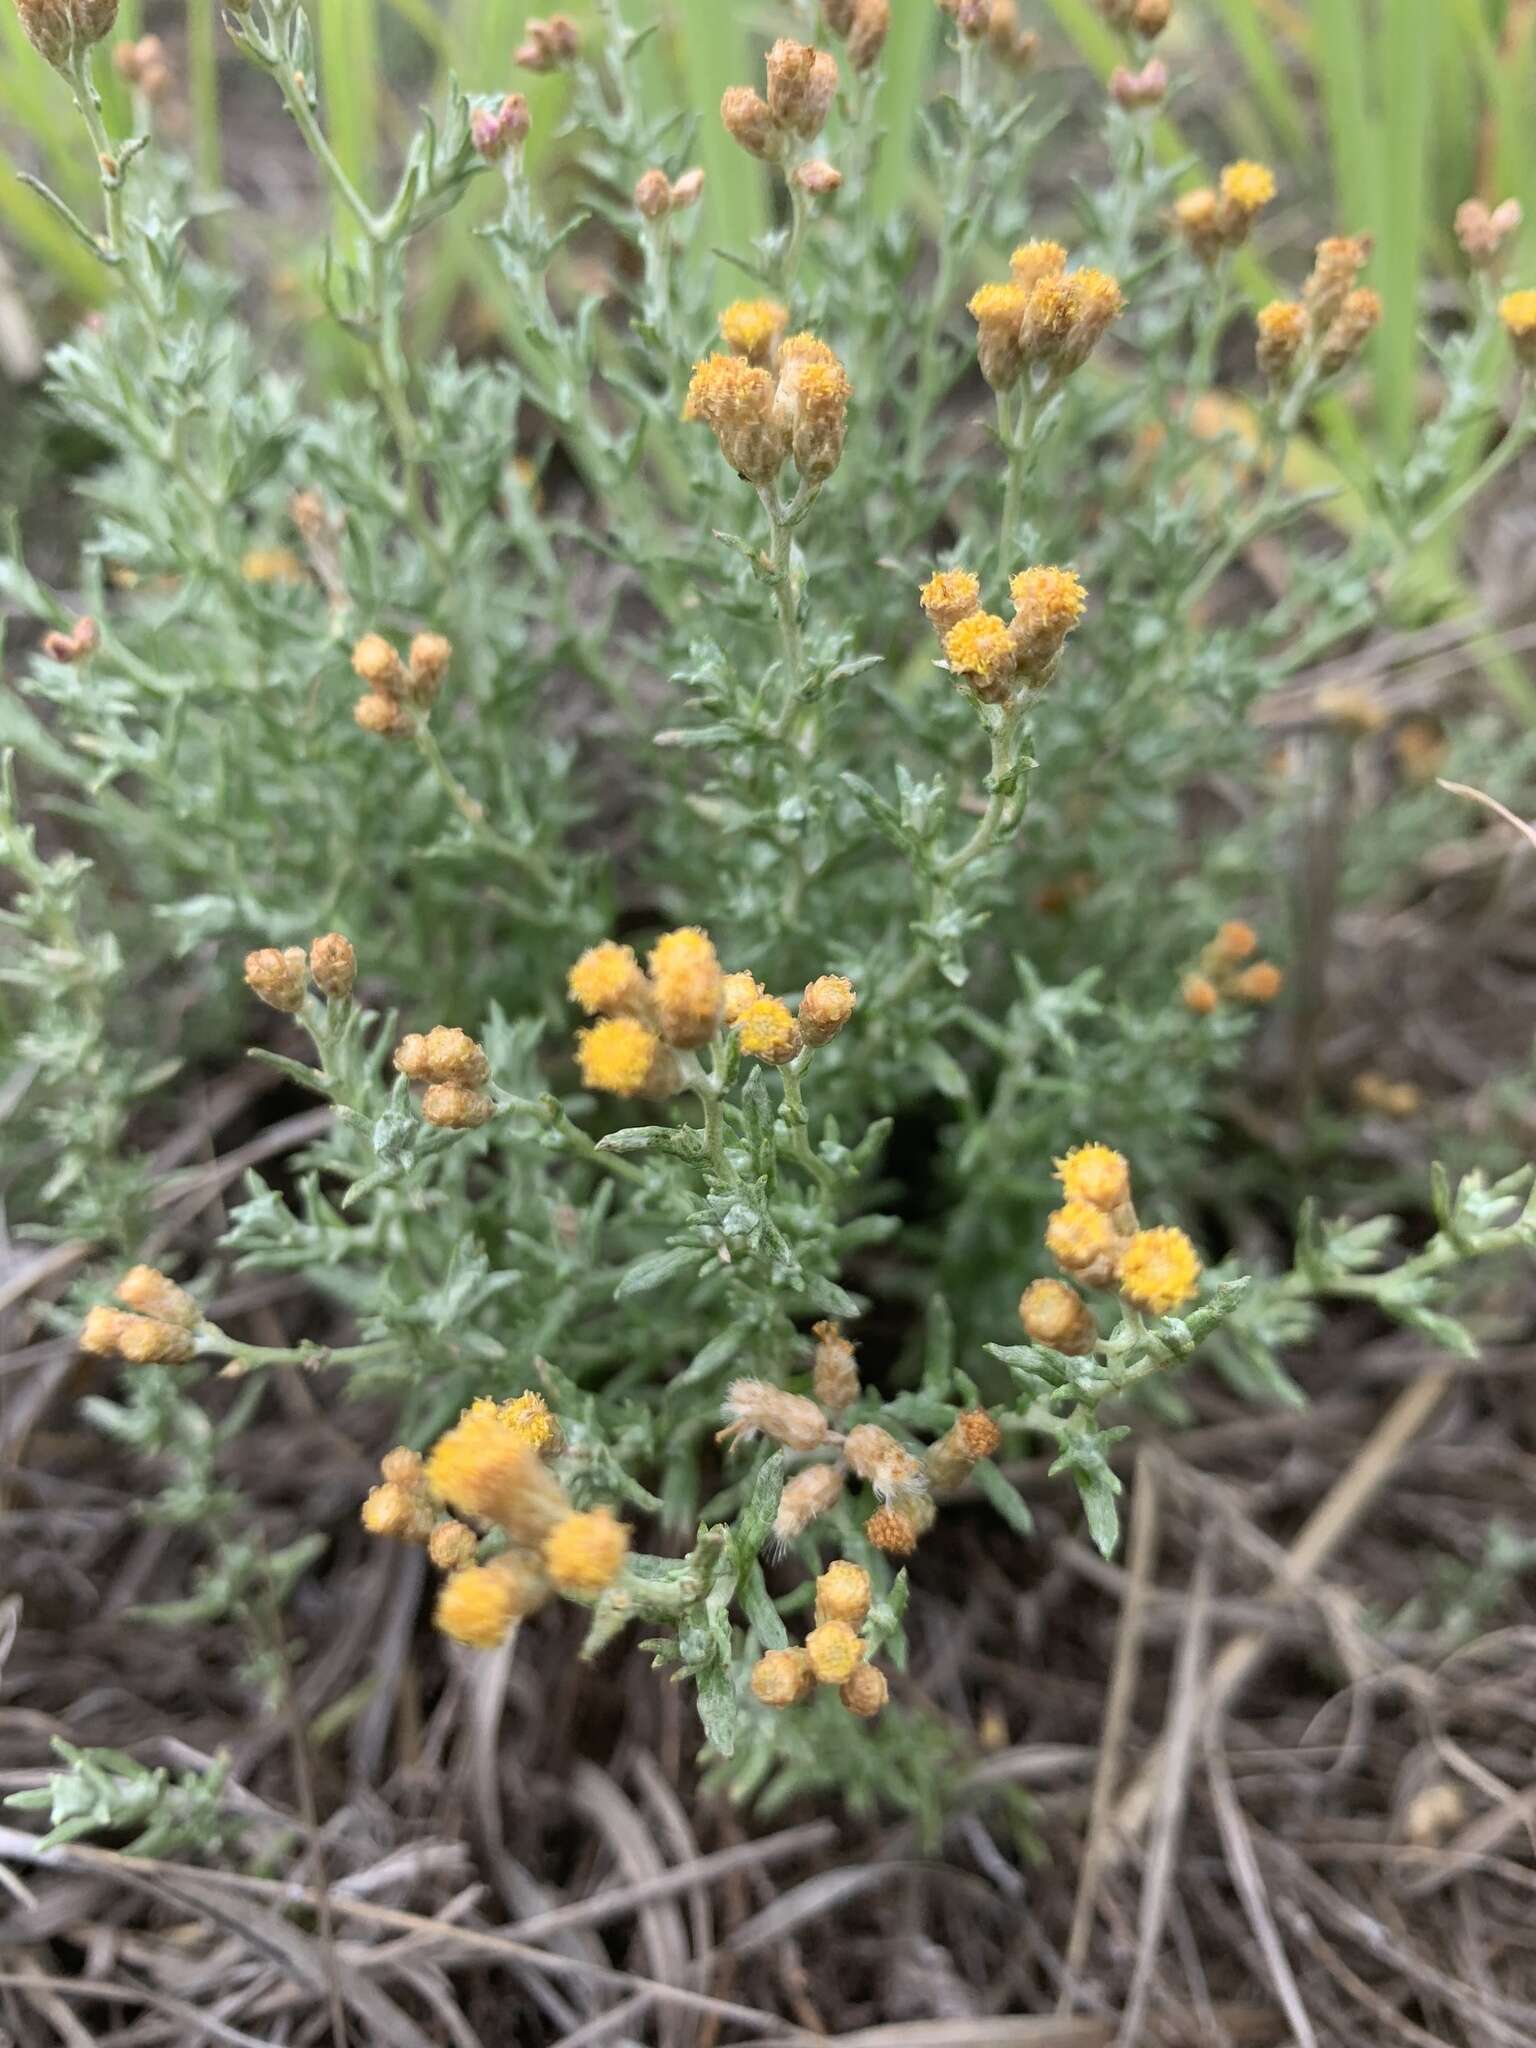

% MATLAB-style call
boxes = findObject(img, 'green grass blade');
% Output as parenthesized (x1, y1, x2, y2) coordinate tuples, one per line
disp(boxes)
(1308, 0, 1379, 236)
(1376, 0, 1432, 452)
(868, 1, 934, 215)
(316, 0, 382, 215)
(185, 0, 223, 200)
(666, 0, 767, 274)
(1199, 0, 1309, 161)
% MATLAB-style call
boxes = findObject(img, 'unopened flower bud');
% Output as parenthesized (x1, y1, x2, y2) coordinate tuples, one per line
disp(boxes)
(381, 1445, 424, 1487)
(773, 1461, 845, 1544)
(1019, 1277, 1098, 1355)
(1182, 971, 1220, 1015)
(352, 631, 407, 695)
(15, 0, 117, 69)
(721, 86, 782, 161)
(308, 931, 356, 1000)
(244, 945, 308, 1013)
(1133, 0, 1170, 37)
(421, 1083, 495, 1130)
(847, 0, 889, 70)
(634, 167, 672, 219)
(1304, 234, 1372, 331)
(814, 1559, 871, 1630)
(751, 1647, 814, 1707)
(362, 1482, 434, 1541)
(840, 1661, 888, 1717)
(927, 1409, 1003, 1490)
(1318, 286, 1382, 374)
(515, 14, 579, 70)
(766, 39, 837, 141)
(1455, 197, 1522, 269)
(865, 1502, 921, 1555)
(670, 167, 705, 209)
(843, 1422, 924, 1500)
(799, 974, 856, 1047)
(408, 632, 451, 702)
(1110, 57, 1166, 108)
(648, 926, 723, 1049)
(795, 158, 843, 196)
(806, 1619, 865, 1683)
(721, 1379, 830, 1453)
(80, 1304, 196, 1365)
(472, 93, 530, 161)
(428, 1519, 480, 1572)
(115, 1265, 200, 1328)
(811, 1319, 860, 1412)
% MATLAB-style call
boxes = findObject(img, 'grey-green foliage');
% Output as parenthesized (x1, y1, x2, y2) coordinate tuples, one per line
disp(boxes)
(5, 1740, 237, 1859)
(3, 0, 1534, 1808)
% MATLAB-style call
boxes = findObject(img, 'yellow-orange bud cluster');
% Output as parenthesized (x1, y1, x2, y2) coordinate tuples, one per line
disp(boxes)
(930, 563, 1088, 700)
(350, 629, 450, 736)
(1182, 923, 1283, 1015)
(968, 257, 1124, 389)
(394, 1024, 495, 1128)
(1039, 1147, 1202, 1315)
(685, 334, 852, 489)
(749, 1557, 887, 1718)
(1174, 161, 1276, 263)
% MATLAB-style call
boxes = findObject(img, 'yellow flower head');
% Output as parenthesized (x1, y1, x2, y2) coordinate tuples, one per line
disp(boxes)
(721, 970, 765, 1024)
(736, 995, 802, 1065)
(1117, 1225, 1202, 1315)
(814, 1560, 872, 1631)
(719, 297, 789, 364)
(499, 1390, 563, 1458)
(806, 1619, 867, 1684)
(426, 1402, 570, 1535)
(435, 1559, 546, 1647)
(1501, 289, 1536, 365)
(1009, 239, 1068, 292)
(943, 612, 1016, 700)
(787, 360, 851, 484)
(865, 1503, 920, 1555)
(1008, 565, 1087, 676)
(1255, 298, 1307, 382)
(1045, 1199, 1120, 1282)
(577, 1015, 668, 1097)
(568, 940, 648, 1017)
(685, 354, 774, 431)
(1220, 160, 1275, 217)
(967, 280, 1030, 388)
(543, 1507, 630, 1594)
(775, 331, 843, 383)
(648, 925, 724, 1048)
(1018, 269, 1125, 372)
(1213, 919, 1257, 962)
(1053, 1143, 1131, 1212)
(920, 567, 982, 639)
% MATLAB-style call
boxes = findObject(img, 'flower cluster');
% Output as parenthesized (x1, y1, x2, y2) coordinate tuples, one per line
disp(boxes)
(350, 631, 452, 740)
(684, 332, 852, 489)
(819, 0, 889, 75)
(750, 1561, 889, 1718)
(1033, 1146, 1203, 1325)
(922, 563, 1087, 702)
(633, 165, 705, 221)
(514, 13, 579, 72)
(244, 932, 357, 1014)
(1255, 234, 1382, 386)
(724, 1323, 1001, 1561)
(722, 36, 838, 173)
(1172, 160, 1277, 263)
(362, 1393, 630, 1651)
(568, 927, 856, 1096)
(79, 1265, 202, 1366)
(393, 1025, 495, 1129)
(936, 0, 1039, 68)
(1180, 921, 1283, 1016)
(967, 245, 1125, 390)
